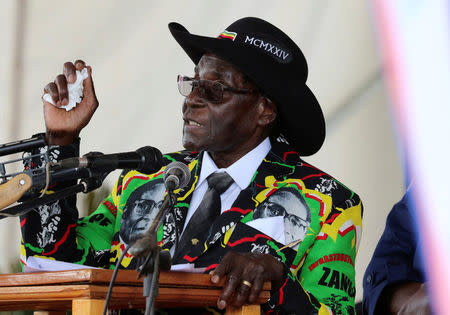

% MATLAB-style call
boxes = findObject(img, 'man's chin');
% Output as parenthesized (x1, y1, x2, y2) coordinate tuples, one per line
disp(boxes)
(182, 138, 207, 152)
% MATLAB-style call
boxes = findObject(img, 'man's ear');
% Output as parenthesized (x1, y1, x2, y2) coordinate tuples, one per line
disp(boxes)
(257, 97, 277, 127)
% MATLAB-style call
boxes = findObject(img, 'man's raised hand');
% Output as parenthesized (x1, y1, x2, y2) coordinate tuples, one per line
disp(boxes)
(42, 60, 98, 145)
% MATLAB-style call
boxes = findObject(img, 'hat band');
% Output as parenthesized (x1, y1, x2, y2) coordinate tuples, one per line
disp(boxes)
(217, 29, 292, 63)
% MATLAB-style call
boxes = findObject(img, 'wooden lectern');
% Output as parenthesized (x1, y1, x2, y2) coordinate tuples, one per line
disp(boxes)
(0, 269, 270, 314)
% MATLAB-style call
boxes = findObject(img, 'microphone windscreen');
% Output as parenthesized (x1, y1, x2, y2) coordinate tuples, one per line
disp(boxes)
(136, 146, 164, 174)
(163, 161, 191, 190)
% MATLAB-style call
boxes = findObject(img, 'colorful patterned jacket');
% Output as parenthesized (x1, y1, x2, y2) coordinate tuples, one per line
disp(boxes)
(20, 138, 363, 314)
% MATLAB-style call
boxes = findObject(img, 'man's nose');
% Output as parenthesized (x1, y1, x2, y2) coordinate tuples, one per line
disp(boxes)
(183, 87, 207, 110)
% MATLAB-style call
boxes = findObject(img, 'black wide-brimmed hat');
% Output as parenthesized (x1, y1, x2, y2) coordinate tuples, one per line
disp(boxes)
(169, 17, 325, 156)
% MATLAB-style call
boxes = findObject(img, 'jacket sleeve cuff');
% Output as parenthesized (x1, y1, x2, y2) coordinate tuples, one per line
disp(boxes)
(23, 133, 80, 170)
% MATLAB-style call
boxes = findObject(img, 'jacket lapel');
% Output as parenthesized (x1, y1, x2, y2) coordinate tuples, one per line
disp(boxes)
(160, 152, 202, 251)
(177, 142, 297, 263)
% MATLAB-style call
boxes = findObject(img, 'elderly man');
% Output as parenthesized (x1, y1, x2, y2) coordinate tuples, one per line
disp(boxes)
(20, 17, 362, 314)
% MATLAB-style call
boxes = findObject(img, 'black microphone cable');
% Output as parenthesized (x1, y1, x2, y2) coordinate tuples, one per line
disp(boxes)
(102, 243, 131, 315)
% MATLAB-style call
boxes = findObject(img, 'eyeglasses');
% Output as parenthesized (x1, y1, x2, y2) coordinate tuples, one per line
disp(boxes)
(177, 75, 258, 102)
(259, 201, 309, 227)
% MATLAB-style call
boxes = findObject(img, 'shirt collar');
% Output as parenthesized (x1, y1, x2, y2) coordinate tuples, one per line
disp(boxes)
(197, 137, 272, 190)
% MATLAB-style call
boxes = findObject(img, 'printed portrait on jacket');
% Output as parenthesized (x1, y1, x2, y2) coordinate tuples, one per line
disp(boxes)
(253, 187, 311, 245)
(119, 179, 165, 245)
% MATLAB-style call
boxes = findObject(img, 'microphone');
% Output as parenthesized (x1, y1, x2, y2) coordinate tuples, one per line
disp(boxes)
(163, 161, 191, 191)
(0, 133, 46, 157)
(57, 146, 163, 174)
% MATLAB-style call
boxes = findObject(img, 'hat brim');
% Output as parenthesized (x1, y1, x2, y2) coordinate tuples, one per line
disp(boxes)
(169, 22, 325, 156)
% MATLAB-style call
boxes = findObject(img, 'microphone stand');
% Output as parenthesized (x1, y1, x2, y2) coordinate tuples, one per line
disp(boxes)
(0, 169, 107, 219)
(0, 133, 108, 217)
(132, 190, 177, 315)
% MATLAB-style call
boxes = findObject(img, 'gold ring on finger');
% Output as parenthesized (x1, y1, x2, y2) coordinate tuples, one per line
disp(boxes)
(241, 280, 252, 288)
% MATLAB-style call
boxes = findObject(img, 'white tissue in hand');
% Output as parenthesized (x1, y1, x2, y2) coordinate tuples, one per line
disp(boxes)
(43, 68, 89, 111)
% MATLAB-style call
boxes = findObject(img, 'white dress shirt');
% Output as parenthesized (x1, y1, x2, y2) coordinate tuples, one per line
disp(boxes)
(181, 137, 272, 234)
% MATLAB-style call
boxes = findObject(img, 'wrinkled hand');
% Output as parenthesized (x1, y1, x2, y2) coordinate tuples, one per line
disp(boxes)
(43, 60, 99, 145)
(397, 283, 431, 315)
(210, 251, 285, 310)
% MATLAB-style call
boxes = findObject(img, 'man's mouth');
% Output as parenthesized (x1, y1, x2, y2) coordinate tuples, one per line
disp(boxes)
(185, 119, 202, 127)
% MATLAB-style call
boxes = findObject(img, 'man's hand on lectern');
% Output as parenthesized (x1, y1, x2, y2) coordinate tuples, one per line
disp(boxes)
(210, 251, 285, 310)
